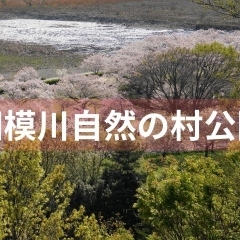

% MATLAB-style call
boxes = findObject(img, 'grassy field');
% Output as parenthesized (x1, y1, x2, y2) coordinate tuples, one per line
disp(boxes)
(0, 40, 83, 78)
(0, 53, 82, 77)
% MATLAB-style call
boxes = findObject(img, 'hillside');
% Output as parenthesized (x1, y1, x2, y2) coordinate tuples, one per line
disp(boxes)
(0, 0, 240, 30)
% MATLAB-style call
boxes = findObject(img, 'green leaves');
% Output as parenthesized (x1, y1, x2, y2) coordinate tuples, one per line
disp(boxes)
(0, 140, 134, 239)
(191, 0, 240, 18)
(193, 41, 238, 59)
(135, 155, 240, 239)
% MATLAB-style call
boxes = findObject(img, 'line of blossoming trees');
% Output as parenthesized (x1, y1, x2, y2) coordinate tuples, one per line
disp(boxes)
(0, 28, 240, 239)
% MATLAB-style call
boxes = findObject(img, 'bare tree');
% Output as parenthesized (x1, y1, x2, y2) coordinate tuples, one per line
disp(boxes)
(123, 42, 239, 113)
(191, 0, 240, 18)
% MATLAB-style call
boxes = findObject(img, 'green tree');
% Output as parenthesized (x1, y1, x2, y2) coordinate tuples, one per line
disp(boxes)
(94, 141, 142, 231)
(0, 169, 7, 239)
(0, 139, 133, 239)
(191, 0, 240, 18)
(134, 155, 240, 240)
(0, 139, 76, 239)
(123, 42, 239, 113)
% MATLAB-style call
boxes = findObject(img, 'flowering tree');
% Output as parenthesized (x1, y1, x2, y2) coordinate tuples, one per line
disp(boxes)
(81, 53, 105, 74)
(123, 42, 239, 113)
(54, 73, 119, 99)
(0, 67, 53, 99)
(104, 29, 240, 79)
(13, 67, 39, 82)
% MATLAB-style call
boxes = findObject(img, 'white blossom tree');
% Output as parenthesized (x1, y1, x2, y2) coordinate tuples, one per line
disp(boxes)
(81, 53, 105, 74)
(0, 67, 54, 99)
(54, 74, 97, 99)
(54, 73, 119, 99)
(104, 29, 240, 78)
(13, 67, 39, 82)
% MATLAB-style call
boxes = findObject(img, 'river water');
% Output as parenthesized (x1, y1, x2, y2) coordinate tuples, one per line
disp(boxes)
(0, 19, 185, 53)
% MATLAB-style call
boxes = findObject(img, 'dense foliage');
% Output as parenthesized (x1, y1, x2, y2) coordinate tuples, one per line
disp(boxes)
(135, 153, 240, 239)
(1, 138, 239, 239)
(0, 25, 239, 239)
(0, 139, 135, 239)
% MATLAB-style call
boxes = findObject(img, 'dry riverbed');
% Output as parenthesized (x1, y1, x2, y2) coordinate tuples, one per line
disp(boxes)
(1, 0, 240, 30)
(0, 0, 239, 79)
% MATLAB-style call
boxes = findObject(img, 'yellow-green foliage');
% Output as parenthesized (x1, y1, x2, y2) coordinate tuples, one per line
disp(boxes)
(0, 139, 134, 239)
(135, 154, 240, 240)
